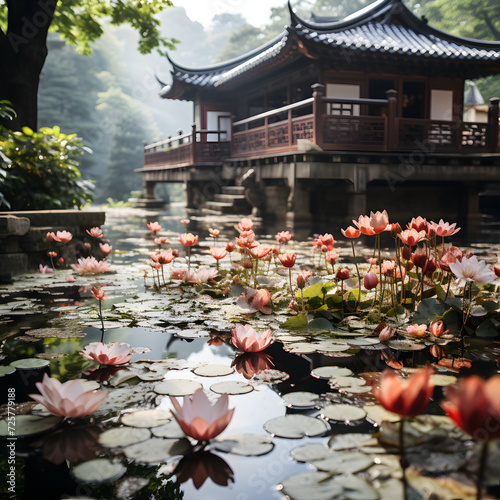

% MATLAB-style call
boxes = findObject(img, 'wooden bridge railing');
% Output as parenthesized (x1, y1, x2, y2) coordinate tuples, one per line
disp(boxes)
(143, 87, 500, 168)
(143, 125, 230, 168)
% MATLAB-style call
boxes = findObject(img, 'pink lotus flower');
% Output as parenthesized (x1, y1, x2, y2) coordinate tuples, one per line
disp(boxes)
(226, 242, 234, 252)
(407, 216, 428, 233)
(379, 326, 395, 342)
(66, 276, 76, 282)
(46, 232, 56, 241)
(99, 243, 112, 255)
(235, 231, 259, 249)
(236, 287, 272, 314)
(363, 271, 378, 290)
(398, 228, 426, 246)
(53, 230, 73, 243)
(189, 268, 218, 283)
(147, 221, 161, 233)
(179, 233, 199, 247)
(374, 367, 434, 418)
(275, 231, 292, 244)
(231, 323, 272, 352)
(353, 211, 389, 235)
(155, 237, 170, 245)
(237, 218, 253, 232)
(249, 245, 272, 259)
(325, 250, 339, 265)
(208, 228, 220, 237)
(170, 389, 234, 442)
(336, 267, 349, 280)
(341, 226, 360, 239)
(180, 219, 190, 226)
(429, 219, 461, 238)
(366, 257, 377, 265)
(80, 342, 132, 365)
(210, 247, 228, 260)
(406, 324, 427, 337)
(430, 320, 449, 338)
(278, 253, 296, 268)
(149, 259, 161, 270)
(71, 256, 110, 275)
(449, 254, 496, 287)
(39, 264, 54, 273)
(29, 374, 106, 418)
(171, 267, 188, 280)
(439, 246, 464, 272)
(91, 286, 108, 301)
(86, 227, 103, 239)
(158, 250, 175, 265)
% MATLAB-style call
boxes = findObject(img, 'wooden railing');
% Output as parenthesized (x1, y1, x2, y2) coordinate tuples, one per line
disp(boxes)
(143, 126, 230, 168)
(144, 89, 500, 168)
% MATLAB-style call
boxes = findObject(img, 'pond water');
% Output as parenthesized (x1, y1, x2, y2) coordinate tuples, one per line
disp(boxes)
(1, 204, 500, 500)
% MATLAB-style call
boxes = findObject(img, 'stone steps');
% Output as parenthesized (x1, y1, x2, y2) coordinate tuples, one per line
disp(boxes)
(221, 185, 245, 195)
(202, 185, 252, 215)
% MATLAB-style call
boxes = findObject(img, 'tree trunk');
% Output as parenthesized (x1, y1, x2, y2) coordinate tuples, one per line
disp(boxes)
(0, 0, 57, 130)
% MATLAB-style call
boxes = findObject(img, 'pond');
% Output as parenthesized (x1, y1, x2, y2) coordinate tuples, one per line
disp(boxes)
(1, 205, 500, 500)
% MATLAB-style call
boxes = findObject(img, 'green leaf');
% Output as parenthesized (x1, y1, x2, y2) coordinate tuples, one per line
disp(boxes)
(413, 298, 449, 324)
(302, 281, 334, 299)
(476, 319, 499, 338)
(308, 317, 333, 330)
(281, 314, 308, 328)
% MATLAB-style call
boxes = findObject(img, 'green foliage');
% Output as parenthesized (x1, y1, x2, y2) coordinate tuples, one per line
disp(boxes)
(0, 100, 16, 121)
(0, 126, 94, 210)
(10, 0, 180, 56)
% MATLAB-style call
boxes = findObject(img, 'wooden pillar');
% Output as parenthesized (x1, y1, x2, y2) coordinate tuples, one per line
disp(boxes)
(385, 89, 398, 151)
(311, 83, 325, 149)
(143, 181, 156, 200)
(489, 98, 499, 153)
(191, 123, 197, 164)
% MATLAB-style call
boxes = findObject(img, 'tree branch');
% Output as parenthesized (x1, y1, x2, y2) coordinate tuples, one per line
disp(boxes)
(481, 11, 500, 40)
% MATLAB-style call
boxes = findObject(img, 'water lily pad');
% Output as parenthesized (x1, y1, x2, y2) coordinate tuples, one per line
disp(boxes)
(151, 419, 185, 439)
(9, 358, 50, 370)
(154, 379, 202, 396)
(364, 404, 401, 424)
(98, 427, 151, 448)
(137, 371, 165, 382)
(0, 365, 16, 376)
(315, 341, 351, 352)
(71, 458, 126, 484)
(123, 438, 190, 463)
(334, 475, 379, 499)
(346, 338, 380, 346)
(121, 409, 172, 428)
(430, 374, 457, 386)
(322, 404, 366, 422)
(311, 366, 353, 379)
(115, 477, 150, 499)
(0, 415, 63, 438)
(192, 364, 234, 377)
(285, 343, 317, 353)
(253, 369, 290, 383)
(388, 340, 426, 351)
(213, 434, 274, 456)
(280, 471, 343, 500)
(282, 391, 319, 408)
(312, 451, 373, 474)
(290, 443, 332, 463)
(263, 415, 329, 438)
(330, 376, 366, 388)
(328, 433, 378, 451)
(210, 380, 253, 395)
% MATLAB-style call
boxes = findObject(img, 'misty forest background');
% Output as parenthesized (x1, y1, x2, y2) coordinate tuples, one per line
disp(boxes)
(37, 0, 500, 204)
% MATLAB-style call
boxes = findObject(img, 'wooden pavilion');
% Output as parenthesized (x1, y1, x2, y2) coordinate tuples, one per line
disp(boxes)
(139, 0, 500, 228)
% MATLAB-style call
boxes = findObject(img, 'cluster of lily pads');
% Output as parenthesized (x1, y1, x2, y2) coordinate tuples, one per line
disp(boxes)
(2, 210, 500, 499)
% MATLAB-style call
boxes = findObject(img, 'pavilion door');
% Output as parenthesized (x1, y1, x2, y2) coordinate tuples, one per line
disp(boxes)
(206, 111, 231, 142)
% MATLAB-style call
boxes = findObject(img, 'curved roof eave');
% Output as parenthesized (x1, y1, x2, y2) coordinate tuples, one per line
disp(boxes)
(166, 30, 289, 75)
(290, 0, 500, 50)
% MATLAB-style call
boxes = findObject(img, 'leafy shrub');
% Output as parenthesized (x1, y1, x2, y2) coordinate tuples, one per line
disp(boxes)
(0, 125, 94, 210)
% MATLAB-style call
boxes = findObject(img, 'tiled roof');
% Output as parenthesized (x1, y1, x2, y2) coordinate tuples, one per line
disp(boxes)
(161, 0, 500, 99)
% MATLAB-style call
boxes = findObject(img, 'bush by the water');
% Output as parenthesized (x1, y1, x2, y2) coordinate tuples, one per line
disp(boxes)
(0, 125, 94, 210)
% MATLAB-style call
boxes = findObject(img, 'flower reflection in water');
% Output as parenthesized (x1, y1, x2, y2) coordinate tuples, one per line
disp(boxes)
(33, 424, 101, 465)
(231, 352, 274, 380)
(174, 451, 234, 490)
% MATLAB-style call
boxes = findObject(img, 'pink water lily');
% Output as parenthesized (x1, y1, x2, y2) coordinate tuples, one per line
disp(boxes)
(170, 389, 234, 442)
(80, 342, 132, 365)
(236, 287, 272, 314)
(231, 323, 272, 352)
(29, 374, 106, 418)
(449, 254, 496, 287)
(71, 256, 110, 275)
(53, 230, 73, 243)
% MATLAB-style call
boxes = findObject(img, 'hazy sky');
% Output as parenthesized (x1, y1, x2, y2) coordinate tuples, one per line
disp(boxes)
(179, 0, 288, 27)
